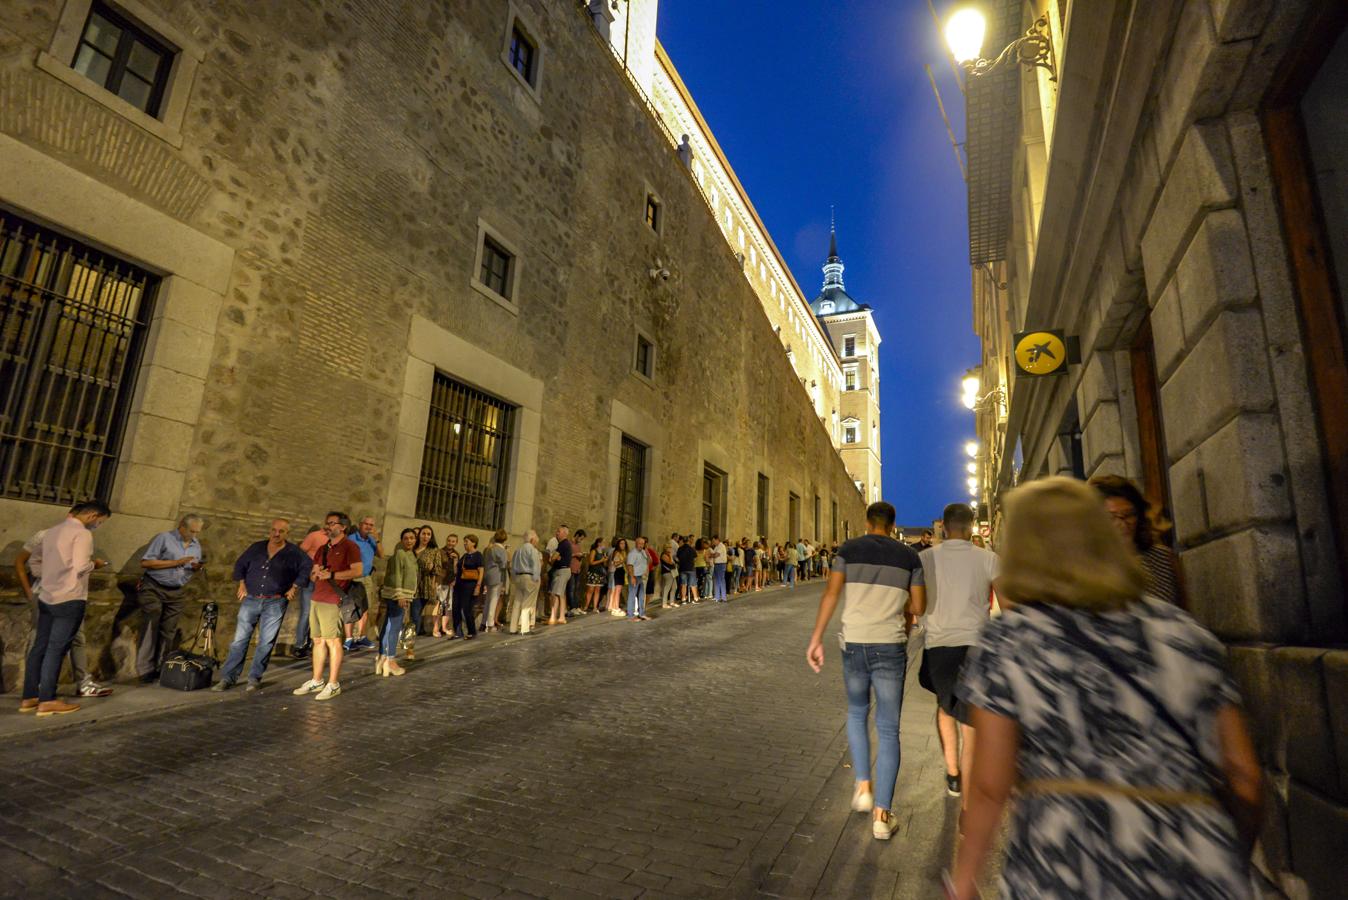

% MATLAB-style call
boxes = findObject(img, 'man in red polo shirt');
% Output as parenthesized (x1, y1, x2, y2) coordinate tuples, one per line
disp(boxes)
(292, 511, 363, 701)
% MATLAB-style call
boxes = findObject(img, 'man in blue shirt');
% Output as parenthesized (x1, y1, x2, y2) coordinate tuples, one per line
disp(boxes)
(625, 537, 651, 621)
(134, 514, 204, 682)
(344, 515, 383, 651)
(214, 519, 312, 691)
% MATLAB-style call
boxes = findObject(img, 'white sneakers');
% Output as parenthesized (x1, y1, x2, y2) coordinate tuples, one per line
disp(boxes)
(872, 810, 899, 841)
(292, 679, 325, 696)
(853, 784, 896, 840)
(293, 679, 341, 700)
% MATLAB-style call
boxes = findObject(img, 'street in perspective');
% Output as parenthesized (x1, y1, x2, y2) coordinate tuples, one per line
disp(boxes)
(2, 0, 1347, 898)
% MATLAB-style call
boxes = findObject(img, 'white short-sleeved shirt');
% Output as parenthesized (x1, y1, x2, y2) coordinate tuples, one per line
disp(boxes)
(918, 540, 1000, 648)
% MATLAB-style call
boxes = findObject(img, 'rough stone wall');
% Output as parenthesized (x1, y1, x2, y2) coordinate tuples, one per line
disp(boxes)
(1061, 1, 1348, 893)
(0, 1, 865, 686)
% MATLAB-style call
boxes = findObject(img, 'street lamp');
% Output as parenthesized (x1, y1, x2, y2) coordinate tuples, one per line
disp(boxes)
(966, 461, 977, 475)
(945, 9, 986, 67)
(961, 373, 981, 410)
(945, 7, 1057, 82)
(965, 440, 979, 458)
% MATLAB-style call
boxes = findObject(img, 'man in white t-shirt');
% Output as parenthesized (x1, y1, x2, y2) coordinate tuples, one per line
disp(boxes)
(911, 503, 999, 799)
(711, 536, 729, 602)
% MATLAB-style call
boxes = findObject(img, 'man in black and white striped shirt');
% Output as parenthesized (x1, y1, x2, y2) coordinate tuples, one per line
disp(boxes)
(806, 501, 925, 842)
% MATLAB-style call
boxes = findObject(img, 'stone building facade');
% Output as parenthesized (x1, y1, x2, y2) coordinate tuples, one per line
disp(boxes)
(961, 0, 1348, 894)
(0, 0, 868, 685)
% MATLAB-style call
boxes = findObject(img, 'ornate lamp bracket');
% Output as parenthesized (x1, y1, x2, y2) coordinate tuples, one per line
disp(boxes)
(964, 15, 1057, 82)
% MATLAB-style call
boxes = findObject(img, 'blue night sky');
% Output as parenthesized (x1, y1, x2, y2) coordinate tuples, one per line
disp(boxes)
(656, 0, 976, 526)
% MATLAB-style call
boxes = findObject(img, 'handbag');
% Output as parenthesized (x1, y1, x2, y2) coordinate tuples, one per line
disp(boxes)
(160, 605, 218, 691)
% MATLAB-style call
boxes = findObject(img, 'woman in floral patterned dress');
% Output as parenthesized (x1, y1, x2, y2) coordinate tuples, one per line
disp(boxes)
(948, 477, 1263, 899)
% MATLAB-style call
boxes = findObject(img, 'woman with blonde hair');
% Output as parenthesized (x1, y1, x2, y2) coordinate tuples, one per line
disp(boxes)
(947, 477, 1262, 900)
(480, 529, 509, 632)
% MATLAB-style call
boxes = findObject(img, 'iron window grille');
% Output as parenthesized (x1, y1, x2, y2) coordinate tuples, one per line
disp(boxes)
(635, 334, 653, 378)
(416, 373, 515, 530)
(478, 235, 512, 298)
(813, 495, 821, 541)
(617, 435, 645, 539)
(0, 210, 157, 505)
(509, 25, 537, 83)
(788, 492, 801, 542)
(831, 500, 838, 543)
(702, 463, 726, 538)
(645, 194, 661, 232)
(756, 473, 769, 538)
(72, 1, 174, 117)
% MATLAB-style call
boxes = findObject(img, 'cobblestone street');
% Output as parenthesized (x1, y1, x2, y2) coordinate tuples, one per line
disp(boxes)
(1, 584, 975, 899)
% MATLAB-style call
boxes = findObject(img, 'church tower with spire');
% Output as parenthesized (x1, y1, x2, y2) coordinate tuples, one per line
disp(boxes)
(811, 222, 883, 505)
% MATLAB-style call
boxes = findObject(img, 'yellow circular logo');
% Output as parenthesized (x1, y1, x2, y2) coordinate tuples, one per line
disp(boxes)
(1014, 331, 1067, 375)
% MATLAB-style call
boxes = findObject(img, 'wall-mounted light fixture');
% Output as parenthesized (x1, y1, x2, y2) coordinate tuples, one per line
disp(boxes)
(946, 8, 1056, 82)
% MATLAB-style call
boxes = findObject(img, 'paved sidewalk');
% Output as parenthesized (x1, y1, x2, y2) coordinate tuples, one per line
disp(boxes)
(0, 580, 998, 899)
(0, 585, 794, 741)
(756, 629, 1002, 898)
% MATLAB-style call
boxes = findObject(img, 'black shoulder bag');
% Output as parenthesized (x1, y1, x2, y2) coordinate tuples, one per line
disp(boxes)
(322, 543, 367, 625)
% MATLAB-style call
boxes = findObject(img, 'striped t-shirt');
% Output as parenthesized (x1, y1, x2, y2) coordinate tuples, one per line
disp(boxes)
(831, 534, 924, 644)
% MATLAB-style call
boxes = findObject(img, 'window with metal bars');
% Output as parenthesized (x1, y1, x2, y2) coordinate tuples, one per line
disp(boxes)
(702, 463, 725, 538)
(416, 373, 515, 530)
(813, 494, 821, 541)
(0, 210, 157, 506)
(72, 2, 174, 117)
(509, 25, 536, 84)
(616, 435, 645, 539)
(831, 500, 838, 543)
(788, 492, 801, 541)
(756, 473, 769, 538)
(478, 236, 512, 299)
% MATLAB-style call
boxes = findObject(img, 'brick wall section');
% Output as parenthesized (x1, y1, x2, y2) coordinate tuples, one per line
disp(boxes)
(1061, 0, 1348, 894)
(0, 3, 866, 685)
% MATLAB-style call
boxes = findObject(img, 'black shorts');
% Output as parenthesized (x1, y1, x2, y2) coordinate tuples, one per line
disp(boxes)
(920, 645, 971, 725)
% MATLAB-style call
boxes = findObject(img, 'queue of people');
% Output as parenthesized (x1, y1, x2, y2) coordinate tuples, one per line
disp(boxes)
(13, 504, 836, 714)
(808, 477, 1263, 899)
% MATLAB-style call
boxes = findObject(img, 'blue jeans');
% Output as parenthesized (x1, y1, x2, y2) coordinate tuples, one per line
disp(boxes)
(293, 583, 313, 649)
(627, 580, 647, 617)
(380, 599, 405, 657)
(842, 642, 907, 810)
(712, 563, 727, 601)
(221, 596, 288, 684)
(786, 565, 797, 586)
(23, 600, 86, 702)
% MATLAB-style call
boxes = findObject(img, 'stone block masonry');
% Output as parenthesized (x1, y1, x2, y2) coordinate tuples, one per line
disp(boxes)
(0, 0, 867, 685)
